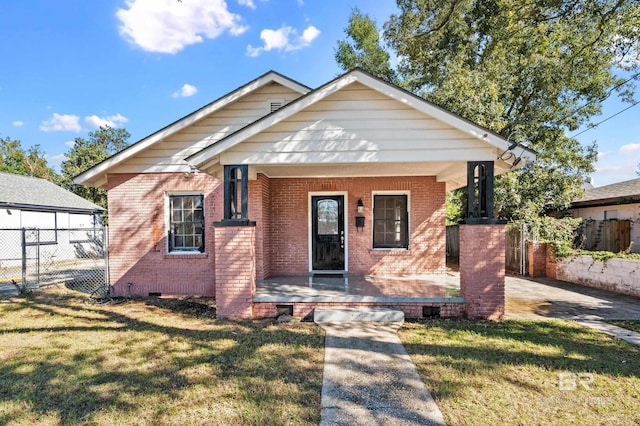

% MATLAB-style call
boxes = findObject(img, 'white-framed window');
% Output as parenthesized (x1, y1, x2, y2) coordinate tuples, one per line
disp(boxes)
(167, 193, 205, 253)
(373, 193, 409, 249)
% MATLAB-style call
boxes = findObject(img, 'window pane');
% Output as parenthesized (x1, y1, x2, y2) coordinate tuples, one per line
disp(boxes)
(169, 195, 205, 251)
(317, 199, 339, 235)
(183, 197, 193, 209)
(373, 195, 408, 249)
(172, 209, 182, 223)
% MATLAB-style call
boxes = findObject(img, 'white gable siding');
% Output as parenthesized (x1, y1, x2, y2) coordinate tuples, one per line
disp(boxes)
(110, 84, 304, 174)
(221, 82, 494, 166)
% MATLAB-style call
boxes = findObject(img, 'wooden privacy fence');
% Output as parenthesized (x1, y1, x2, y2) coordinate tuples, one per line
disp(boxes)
(445, 225, 460, 265)
(580, 219, 631, 253)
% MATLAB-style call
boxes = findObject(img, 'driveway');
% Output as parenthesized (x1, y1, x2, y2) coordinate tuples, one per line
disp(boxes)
(505, 275, 640, 320)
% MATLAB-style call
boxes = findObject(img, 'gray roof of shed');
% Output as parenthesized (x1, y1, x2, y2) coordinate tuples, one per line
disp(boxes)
(572, 177, 640, 207)
(0, 172, 104, 213)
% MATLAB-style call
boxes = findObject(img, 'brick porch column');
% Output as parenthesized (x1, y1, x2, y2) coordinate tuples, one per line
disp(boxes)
(214, 225, 256, 319)
(459, 224, 505, 320)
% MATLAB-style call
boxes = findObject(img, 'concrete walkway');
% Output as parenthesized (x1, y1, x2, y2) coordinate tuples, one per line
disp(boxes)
(505, 275, 640, 320)
(315, 308, 445, 426)
(505, 275, 640, 347)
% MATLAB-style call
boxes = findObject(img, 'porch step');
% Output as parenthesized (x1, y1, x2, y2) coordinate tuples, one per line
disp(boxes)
(313, 307, 404, 324)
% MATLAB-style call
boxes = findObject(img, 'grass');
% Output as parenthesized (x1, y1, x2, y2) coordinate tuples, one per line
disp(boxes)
(605, 320, 640, 334)
(399, 318, 640, 426)
(4, 287, 640, 425)
(0, 287, 324, 425)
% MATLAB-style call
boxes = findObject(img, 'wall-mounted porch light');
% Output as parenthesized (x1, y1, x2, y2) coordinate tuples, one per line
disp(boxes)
(355, 199, 365, 231)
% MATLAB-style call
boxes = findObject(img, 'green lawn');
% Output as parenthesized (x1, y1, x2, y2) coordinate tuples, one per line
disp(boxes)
(3, 287, 639, 425)
(0, 287, 324, 425)
(399, 319, 640, 426)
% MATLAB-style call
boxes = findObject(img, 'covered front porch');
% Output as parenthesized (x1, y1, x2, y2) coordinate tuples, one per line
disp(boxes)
(253, 272, 465, 320)
(255, 273, 461, 302)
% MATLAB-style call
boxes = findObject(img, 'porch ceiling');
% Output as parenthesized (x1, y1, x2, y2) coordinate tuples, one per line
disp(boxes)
(203, 159, 515, 191)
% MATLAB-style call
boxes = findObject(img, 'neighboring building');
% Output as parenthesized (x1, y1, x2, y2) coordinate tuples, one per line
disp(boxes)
(568, 177, 640, 252)
(75, 68, 535, 319)
(0, 172, 104, 229)
(0, 172, 105, 269)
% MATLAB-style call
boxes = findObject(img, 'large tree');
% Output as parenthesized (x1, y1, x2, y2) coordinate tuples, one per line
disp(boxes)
(336, 0, 640, 220)
(59, 126, 130, 208)
(0, 137, 57, 181)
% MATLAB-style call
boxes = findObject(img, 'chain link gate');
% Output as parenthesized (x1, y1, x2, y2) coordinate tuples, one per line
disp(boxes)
(0, 226, 109, 297)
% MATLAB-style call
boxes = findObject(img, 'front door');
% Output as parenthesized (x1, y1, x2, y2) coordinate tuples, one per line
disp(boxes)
(311, 195, 345, 271)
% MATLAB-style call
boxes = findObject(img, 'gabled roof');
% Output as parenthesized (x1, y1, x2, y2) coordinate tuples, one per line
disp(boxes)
(571, 177, 640, 208)
(186, 68, 537, 169)
(0, 172, 104, 213)
(74, 70, 311, 187)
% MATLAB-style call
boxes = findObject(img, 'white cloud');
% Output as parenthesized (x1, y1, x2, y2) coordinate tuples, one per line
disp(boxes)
(84, 113, 128, 129)
(620, 143, 640, 154)
(45, 153, 67, 163)
(238, 0, 256, 10)
(65, 141, 75, 147)
(12, 120, 24, 127)
(117, 0, 248, 54)
(592, 143, 640, 185)
(40, 113, 81, 132)
(301, 26, 320, 45)
(172, 83, 198, 98)
(246, 24, 320, 57)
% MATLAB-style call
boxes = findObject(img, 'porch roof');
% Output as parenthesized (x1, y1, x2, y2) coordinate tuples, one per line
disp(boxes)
(186, 69, 537, 190)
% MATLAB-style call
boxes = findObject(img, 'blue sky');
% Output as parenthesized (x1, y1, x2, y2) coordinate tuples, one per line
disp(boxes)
(0, 0, 638, 187)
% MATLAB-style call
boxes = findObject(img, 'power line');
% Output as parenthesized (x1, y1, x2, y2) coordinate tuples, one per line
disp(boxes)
(568, 71, 640, 119)
(570, 99, 640, 138)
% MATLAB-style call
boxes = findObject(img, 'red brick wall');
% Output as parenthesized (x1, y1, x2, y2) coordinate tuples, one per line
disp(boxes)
(546, 244, 557, 279)
(267, 176, 446, 276)
(214, 226, 256, 319)
(249, 175, 271, 280)
(106, 173, 221, 296)
(106, 172, 446, 298)
(459, 224, 505, 320)
(527, 242, 548, 277)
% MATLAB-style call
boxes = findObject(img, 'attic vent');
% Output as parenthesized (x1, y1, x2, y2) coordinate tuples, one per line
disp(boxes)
(270, 101, 283, 112)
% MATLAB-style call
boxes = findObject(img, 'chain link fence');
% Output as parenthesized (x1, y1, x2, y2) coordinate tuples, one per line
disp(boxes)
(0, 226, 108, 296)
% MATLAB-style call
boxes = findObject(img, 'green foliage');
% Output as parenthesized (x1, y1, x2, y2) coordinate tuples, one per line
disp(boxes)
(335, 8, 398, 84)
(0, 137, 57, 181)
(336, 0, 640, 220)
(445, 188, 465, 224)
(554, 246, 640, 261)
(59, 126, 130, 209)
(524, 216, 583, 244)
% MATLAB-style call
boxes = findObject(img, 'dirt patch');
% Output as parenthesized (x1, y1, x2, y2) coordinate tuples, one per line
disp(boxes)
(143, 296, 217, 319)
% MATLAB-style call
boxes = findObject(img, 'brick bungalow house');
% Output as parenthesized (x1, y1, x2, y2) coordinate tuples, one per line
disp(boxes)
(75, 69, 535, 320)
